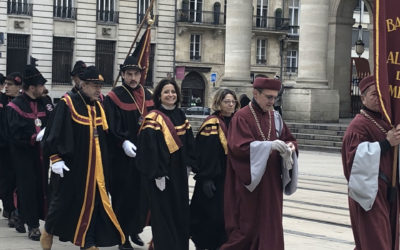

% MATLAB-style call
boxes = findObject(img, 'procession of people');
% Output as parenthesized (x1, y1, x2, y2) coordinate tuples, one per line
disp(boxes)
(0, 54, 300, 250)
(2, 54, 400, 250)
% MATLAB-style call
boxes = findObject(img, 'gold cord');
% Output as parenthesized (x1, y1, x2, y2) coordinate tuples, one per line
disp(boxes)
(249, 102, 272, 141)
(122, 85, 145, 116)
(360, 109, 388, 134)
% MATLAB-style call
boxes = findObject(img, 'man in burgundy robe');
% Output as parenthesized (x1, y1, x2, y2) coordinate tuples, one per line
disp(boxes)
(221, 77, 298, 250)
(342, 75, 400, 250)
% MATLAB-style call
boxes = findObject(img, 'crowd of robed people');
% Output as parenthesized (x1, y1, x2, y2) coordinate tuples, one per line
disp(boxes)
(0, 55, 300, 250)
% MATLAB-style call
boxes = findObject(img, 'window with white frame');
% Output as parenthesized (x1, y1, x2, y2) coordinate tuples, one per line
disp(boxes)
(137, 0, 152, 24)
(97, 0, 118, 23)
(289, 0, 299, 35)
(189, 0, 202, 23)
(7, 0, 32, 16)
(256, 0, 268, 28)
(53, 0, 76, 19)
(190, 34, 201, 61)
(286, 50, 298, 73)
(256, 39, 266, 64)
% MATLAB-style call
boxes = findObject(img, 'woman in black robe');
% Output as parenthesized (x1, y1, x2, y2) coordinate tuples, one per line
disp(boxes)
(190, 89, 239, 250)
(136, 78, 196, 250)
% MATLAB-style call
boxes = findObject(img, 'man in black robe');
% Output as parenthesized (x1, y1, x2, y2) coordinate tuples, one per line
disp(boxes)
(0, 73, 4, 91)
(0, 72, 22, 228)
(6, 65, 53, 241)
(103, 55, 154, 249)
(65, 60, 87, 97)
(41, 66, 125, 250)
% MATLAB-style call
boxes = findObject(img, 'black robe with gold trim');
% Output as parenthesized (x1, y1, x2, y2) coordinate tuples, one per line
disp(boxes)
(6, 93, 53, 227)
(42, 92, 124, 247)
(190, 113, 230, 249)
(136, 106, 196, 250)
(103, 83, 154, 237)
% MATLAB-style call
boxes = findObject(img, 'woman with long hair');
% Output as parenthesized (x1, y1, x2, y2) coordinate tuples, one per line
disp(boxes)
(190, 88, 239, 250)
(136, 78, 196, 250)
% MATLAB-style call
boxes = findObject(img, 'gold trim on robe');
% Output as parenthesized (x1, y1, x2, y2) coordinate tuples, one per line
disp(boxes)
(68, 104, 123, 247)
(198, 117, 228, 155)
(141, 112, 186, 154)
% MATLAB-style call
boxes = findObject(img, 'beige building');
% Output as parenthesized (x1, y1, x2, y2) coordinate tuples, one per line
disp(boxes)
(210, 0, 373, 122)
(0, 0, 175, 99)
(174, 0, 299, 108)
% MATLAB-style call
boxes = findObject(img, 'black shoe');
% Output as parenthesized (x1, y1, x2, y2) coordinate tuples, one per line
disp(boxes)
(2, 209, 10, 219)
(14, 218, 26, 233)
(7, 210, 17, 228)
(28, 227, 41, 241)
(130, 234, 144, 246)
(119, 240, 134, 250)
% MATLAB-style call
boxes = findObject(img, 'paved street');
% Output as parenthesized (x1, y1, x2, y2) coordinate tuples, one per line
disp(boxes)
(0, 150, 354, 250)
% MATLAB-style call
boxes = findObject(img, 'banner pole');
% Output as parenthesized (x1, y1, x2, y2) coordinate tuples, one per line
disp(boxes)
(112, 0, 156, 88)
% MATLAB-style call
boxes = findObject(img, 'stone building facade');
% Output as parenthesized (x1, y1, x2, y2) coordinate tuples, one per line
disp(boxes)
(288, 0, 374, 122)
(174, 0, 299, 108)
(0, 0, 175, 99)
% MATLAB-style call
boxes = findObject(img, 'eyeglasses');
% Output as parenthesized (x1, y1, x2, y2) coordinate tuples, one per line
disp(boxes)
(260, 93, 278, 101)
(222, 100, 237, 104)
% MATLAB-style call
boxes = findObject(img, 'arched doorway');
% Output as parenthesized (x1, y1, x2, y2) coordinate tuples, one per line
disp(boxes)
(181, 71, 206, 107)
(327, 0, 374, 118)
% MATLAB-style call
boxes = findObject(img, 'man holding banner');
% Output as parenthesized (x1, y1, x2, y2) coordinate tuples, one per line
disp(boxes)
(104, 26, 154, 250)
(342, 76, 400, 250)
(342, 0, 400, 248)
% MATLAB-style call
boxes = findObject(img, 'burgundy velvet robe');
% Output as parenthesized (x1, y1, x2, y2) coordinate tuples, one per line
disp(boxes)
(342, 110, 399, 250)
(221, 103, 297, 250)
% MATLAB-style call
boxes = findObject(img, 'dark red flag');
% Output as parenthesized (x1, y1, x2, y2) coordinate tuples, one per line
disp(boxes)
(375, 0, 400, 125)
(132, 26, 151, 86)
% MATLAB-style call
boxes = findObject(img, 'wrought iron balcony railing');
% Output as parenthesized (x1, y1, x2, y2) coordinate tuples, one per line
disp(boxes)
(284, 67, 298, 74)
(7, 1, 33, 16)
(256, 58, 267, 65)
(137, 13, 159, 26)
(253, 15, 290, 31)
(97, 10, 119, 24)
(288, 25, 300, 37)
(177, 9, 225, 26)
(190, 55, 201, 61)
(53, 6, 77, 20)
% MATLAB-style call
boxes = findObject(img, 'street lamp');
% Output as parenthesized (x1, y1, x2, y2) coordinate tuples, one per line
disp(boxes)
(355, 25, 365, 57)
(355, 1, 365, 57)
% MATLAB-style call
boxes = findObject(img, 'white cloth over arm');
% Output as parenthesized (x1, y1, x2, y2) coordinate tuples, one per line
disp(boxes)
(348, 141, 380, 211)
(282, 152, 298, 195)
(246, 141, 273, 192)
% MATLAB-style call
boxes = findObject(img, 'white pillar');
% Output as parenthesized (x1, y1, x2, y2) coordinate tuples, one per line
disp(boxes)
(222, 0, 252, 87)
(283, 0, 340, 122)
(297, 0, 329, 85)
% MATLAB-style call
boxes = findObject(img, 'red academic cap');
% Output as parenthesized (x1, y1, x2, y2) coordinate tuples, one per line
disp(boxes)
(359, 75, 375, 93)
(253, 77, 281, 91)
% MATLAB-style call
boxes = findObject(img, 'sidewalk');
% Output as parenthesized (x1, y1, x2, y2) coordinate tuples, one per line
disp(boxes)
(0, 150, 353, 250)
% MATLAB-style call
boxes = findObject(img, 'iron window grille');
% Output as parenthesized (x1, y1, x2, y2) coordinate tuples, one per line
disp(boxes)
(52, 37, 74, 85)
(96, 40, 116, 86)
(97, 0, 119, 23)
(7, 0, 33, 16)
(53, 0, 77, 20)
(7, 34, 30, 74)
